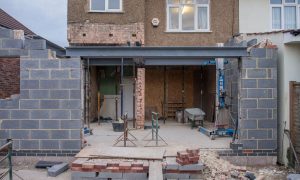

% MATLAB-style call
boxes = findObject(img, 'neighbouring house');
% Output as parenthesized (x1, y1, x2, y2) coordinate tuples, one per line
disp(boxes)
(239, 0, 300, 166)
(0, 0, 279, 166)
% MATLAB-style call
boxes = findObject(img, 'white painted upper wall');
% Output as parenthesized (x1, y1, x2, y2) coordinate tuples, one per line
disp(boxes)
(239, 0, 270, 33)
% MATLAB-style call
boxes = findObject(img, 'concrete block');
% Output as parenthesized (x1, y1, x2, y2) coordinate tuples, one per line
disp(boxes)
(1, 120, 20, 129)
(241, 120, 257, 129)
(2, 39, 23, 49)
(248, 109, 268, 119)
(60, 100, 81, 109)
(287, 174, 300, 180)
(40, 120, 60, 129)
(0, 130, 10, 139)
(71, 171, 97, 178)
(51, 70, 70, 79)
(20, 140, 39, 149)
(29, 50, 49, 58)
(70, 90, 81, 99)
(40, 100, 60, 109)
(250, 48, 267, 58)
(61, 59, 81, 68)
(0, 110, 10, 119)
(258, 120, 277, 129)
(30, 70, 50, 79)
(0, 99, 19, 109)
(165, 157, 179, 170)
(241, 140, 257, 149)
(10, 130, 30, 139)
(21, 80, 39, 89)
(70, 69, 80, 79)
(20, 100, 40, 109)
(70, 130, 81, 139)
(71, 110, 82, 119)
(21, 60, 39, 69)
(50, 90, 70, 99)
(29, 90, 50, 99)
(258, 140, 277, 149)
(61, 120, 82, 129)
(20, 120, 39, 129)
(60, 80, 81, 89)
(21, 69, 30, 79)
(258, 59, 277, 68)
(123, 173, 147, 180)
(31, 130, 50, 139)
(241, 99, 257, 108)
(50, 110, 70, 119)
(258, 99, 277, 109)
(51, 130, 70, 139)
(247, 69, 267, 79)
(247, 89, 269, 98)
(31, 110, 50, 119)
(242, 59, 256, 68)
(24, 39, 46, 50)
(258, 79, 277, 88)
(40, 140, 59, 149)
(164, 173, 190, 179)
(0, 28, 14, 38)
(98, 172, 122, 179)
(48, 163, 69, 177)
(242, 79, 257, 88)
(20, 90, 30, 99)
(9, 49, 28, 56)
(248, 130, 268, 139)
(11, 110, 30, 119)
(178, 163, 205, 171)
(40, 60, 59, 69)
(60, 140, 81, 150)
(40, 80, 59, 89)
(0, 49, 10, 56)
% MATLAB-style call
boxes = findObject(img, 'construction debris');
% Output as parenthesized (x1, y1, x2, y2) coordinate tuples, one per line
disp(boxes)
(176, 148, 200, 165)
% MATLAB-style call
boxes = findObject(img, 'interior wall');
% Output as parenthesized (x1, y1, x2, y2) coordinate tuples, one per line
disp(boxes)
(90, 66, 98, 122)
(202, 66, 216, 122)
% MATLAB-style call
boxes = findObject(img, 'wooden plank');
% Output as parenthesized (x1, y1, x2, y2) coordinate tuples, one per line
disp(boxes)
(75, 147, 165, 160)
(149, 161, 163, 180)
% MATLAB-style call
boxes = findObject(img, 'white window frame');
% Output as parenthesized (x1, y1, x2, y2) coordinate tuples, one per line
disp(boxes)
(166, 0, 210, 32)
(90, 0, 123, 13)
(270, 0, 300, 30)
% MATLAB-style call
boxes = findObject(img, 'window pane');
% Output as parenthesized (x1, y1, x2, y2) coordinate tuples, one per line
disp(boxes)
(285, 0, 295, 3)
(180, 0, 194, 4)
(168, 0, 180, 4)
(196, 0, 209, 4)
(108, 0, 120, 9)
(182, 5, 195, 30)
(272, 7, 282, 29)
(169, 7, 180, 29)
(91, 0, 105, 11)
(270, 0, 282, 4)
(198, 7, 208, 29)
(284, 6, 296, 29)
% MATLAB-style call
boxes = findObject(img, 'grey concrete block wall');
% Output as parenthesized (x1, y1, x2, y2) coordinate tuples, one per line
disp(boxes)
(0, 31, 82, 155)
(238, 48, 278, 150)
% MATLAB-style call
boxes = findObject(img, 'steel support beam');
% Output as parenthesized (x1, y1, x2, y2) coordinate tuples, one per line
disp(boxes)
(66, 46, 248, 59)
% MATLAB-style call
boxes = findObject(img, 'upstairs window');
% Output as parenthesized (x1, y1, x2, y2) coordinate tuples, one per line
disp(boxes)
(270, 0, 300, 30)
(90, 0, 122, 12)
(167, 0, 210, 32)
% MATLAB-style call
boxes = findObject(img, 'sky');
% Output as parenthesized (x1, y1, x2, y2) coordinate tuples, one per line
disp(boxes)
(0, 0, 68, 47)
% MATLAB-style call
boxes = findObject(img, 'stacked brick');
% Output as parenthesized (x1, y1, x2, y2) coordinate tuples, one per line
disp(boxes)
(176, 149, 200, 165)
(72, 158, 149, 173)
(135, 68, 145, 128)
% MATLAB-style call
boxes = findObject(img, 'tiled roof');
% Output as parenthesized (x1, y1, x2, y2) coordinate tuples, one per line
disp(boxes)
(0, 8, 35, 35)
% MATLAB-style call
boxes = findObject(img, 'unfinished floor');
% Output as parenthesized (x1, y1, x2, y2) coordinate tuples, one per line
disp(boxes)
(84, 121, 231, 151)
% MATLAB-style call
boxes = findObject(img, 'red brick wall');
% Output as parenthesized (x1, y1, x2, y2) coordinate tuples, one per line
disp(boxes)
(0, 58, 20, 99)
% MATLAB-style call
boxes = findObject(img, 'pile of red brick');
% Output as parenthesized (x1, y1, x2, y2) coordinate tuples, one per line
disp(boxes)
(71, 158, 149, 173)
(176, 149, 200, 165)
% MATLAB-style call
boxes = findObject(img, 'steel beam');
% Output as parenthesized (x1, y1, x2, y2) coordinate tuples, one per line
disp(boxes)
(66, 46, 248, 58)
